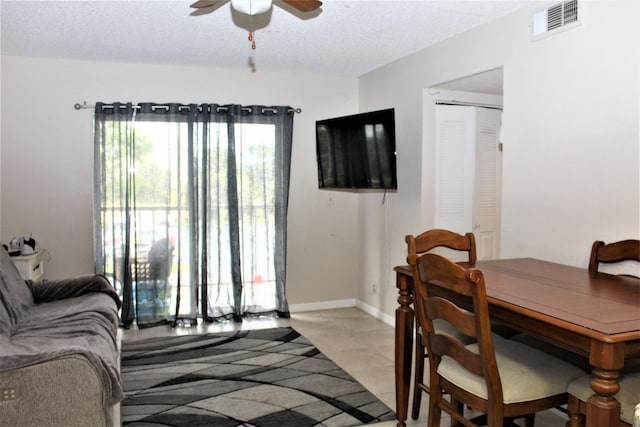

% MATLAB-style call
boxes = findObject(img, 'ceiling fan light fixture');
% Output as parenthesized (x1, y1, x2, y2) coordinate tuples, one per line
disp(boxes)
(230, 0, 272, 15)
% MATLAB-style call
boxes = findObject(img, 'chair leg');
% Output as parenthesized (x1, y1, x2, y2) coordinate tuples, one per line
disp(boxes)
(566, 395, 585, 427)
(411, 325, 426, 419)
(427, 391, 441, 427)
(501, 414, 534, 427)
(451, 398, 464, 427)
(523, 413, 535, 427)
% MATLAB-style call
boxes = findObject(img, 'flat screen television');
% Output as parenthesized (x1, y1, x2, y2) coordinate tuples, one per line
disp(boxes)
(315, 108, 397, 190)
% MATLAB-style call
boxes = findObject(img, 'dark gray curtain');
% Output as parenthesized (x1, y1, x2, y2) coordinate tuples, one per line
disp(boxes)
(94, 103, 294, 327)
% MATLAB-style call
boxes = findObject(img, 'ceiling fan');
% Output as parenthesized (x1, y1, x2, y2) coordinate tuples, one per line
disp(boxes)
(190, 0, 323, 16)
(190, 0, 323, 50)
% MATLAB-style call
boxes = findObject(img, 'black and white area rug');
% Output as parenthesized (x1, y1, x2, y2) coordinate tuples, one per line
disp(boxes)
(120, 327, 395, 426)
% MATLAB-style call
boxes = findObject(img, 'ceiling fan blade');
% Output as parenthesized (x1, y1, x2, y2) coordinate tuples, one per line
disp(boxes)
(190, 0, 221, 8)
(280, 0, 322, 13)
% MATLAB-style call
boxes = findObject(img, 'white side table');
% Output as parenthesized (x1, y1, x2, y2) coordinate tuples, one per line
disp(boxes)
(11, 250, 45, 281)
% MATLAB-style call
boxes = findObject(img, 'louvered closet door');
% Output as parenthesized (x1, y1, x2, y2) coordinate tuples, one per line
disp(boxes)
(434, 105, 502, 260)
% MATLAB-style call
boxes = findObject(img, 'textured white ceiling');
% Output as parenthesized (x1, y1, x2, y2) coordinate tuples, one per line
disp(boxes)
(1, 0, 536, 78)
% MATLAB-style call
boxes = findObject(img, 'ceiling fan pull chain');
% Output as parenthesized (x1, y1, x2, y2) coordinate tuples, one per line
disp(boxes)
(248, 31, 256, 50)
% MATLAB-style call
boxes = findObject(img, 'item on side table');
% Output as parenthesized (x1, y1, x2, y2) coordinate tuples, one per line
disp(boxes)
(20, 234, 37, 255)
(8, 237, 21, 256)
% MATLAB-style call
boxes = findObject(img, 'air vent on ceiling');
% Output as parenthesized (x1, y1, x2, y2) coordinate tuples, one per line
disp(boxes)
(531, 0, 581, 40)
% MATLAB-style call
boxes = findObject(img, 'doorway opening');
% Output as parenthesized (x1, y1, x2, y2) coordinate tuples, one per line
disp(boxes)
(423, 67, 504, 260)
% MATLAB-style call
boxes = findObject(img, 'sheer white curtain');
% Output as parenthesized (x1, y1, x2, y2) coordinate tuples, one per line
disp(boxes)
(94, 103, 294, 327)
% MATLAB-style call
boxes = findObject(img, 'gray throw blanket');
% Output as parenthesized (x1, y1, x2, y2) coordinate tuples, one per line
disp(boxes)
(27, 274, 122, 309)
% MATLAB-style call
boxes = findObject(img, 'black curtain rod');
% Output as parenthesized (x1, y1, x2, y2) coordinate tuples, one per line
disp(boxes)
(73, 102, 302, 114)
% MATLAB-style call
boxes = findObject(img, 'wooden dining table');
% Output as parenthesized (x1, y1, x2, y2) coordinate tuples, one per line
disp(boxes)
(394, 258, 640, 427)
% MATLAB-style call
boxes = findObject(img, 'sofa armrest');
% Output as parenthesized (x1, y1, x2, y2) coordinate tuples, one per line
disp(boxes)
(0, 355, 112, 427)
(27, 274, 121, 309)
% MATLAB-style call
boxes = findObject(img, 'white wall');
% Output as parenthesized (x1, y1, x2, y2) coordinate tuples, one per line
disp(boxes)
(358, 1, 640, 317)
(0, 56, 361, 307)
(2, 1, 638, 319)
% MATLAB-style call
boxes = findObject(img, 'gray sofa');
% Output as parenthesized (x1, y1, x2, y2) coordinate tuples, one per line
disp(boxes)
(0, 247, 123, 426)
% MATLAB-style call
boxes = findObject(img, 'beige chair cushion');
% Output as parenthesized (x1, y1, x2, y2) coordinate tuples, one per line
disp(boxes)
(438, 338, 585, 404)
(567, 369, 640, 424)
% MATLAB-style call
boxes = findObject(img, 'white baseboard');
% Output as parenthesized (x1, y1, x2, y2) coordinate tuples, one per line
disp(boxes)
(289, 299, 395, 328)
(289, 299, 357, 313)
(355, 300, 395, 327)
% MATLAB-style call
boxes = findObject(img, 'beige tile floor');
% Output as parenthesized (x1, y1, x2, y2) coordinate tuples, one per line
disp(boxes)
(120, 307, 568, 426)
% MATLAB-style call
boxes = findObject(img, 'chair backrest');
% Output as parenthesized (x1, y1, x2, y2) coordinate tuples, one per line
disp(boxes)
(407, 252, 502, 402)
(588, 239, 640, 274)
(405, 229, 477, 265)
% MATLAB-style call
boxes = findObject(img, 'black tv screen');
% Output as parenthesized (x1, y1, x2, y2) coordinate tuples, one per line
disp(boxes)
(315, 108, 397, 190)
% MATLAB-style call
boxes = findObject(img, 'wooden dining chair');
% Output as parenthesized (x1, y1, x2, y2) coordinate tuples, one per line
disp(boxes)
(406, 229, 517, 419)
(406, 229, 477, 265)
(405, 229, 477, 419)
(408, 253, 585, 427)
(588, 239, 640, 276)
(564, 239, 640, 426)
